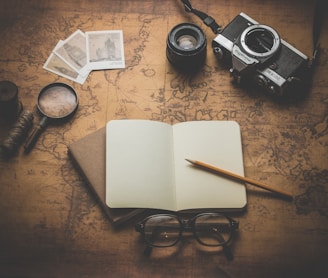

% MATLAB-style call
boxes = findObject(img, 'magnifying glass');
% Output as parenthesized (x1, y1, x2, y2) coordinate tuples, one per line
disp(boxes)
(24, 82, 78, 153)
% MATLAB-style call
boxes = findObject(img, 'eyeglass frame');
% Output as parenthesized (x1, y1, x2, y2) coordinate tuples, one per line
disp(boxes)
(135, 212, 239, 260)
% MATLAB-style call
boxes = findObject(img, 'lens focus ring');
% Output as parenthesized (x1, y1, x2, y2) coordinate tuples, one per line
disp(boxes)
(166, 23, 207, 72)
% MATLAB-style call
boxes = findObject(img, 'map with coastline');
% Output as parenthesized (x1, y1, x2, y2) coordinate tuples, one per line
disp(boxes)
(0, 8, 327, 272)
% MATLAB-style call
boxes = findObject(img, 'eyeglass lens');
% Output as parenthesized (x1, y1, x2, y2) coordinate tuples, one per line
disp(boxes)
(144, 215, 180, 247)
(194, 214, 231, 246)
(143, 214, 233, 247)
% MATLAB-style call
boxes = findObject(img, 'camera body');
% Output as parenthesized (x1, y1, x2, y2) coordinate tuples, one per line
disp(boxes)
(212, 12, 310, 98)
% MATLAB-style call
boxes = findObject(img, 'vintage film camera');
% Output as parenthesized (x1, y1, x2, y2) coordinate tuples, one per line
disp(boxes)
(212, 12, 310, 98)
(170, 0, 318, 99)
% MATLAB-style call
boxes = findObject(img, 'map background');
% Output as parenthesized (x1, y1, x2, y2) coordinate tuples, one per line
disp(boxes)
(0, 0, 327, 277)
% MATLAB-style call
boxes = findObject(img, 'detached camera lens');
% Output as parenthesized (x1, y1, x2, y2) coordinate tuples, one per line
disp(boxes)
(166, 23, 207, 72)
(177, 35, 197, 49)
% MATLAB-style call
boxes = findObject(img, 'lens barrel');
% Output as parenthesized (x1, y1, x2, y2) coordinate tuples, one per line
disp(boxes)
(166, 23, 207, 72)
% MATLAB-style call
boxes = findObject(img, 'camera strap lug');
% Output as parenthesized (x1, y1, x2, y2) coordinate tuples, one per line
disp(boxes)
(181, 0, 222, 34)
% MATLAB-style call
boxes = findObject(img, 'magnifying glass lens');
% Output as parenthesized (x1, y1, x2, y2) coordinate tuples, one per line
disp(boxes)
(38, 85, 78, 118)
(24, 83, 78, 153)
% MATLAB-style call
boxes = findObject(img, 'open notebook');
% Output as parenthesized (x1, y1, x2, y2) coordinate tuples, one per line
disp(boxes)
(68, 127, 145, 225)
(106, 120, 247, 211)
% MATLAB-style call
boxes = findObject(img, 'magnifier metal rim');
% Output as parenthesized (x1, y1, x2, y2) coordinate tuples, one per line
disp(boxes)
(36, 82, 79, 120)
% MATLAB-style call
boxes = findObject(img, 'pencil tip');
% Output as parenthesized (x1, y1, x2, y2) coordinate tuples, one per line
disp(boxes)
(185, 158, 195, 164)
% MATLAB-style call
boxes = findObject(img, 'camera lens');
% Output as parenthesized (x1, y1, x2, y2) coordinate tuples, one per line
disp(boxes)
(177, 34, 197, 49)
(166, 23, 207, 72)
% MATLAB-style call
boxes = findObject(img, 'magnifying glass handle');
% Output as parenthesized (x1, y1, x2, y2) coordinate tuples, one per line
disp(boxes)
(24, 117, 48, 154)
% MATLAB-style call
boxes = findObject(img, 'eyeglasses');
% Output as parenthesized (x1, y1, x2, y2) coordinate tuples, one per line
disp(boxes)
(135, 213, 239, 260)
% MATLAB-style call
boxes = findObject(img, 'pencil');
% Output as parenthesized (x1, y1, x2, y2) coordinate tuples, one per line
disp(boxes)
(185, 159, 293, 200)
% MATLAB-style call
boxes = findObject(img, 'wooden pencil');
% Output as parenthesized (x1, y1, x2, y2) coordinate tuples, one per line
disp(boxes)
(185, 159, 293, 200)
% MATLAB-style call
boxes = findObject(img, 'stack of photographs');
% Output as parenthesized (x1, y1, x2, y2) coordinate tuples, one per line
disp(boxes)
(44, 29, 125, 84)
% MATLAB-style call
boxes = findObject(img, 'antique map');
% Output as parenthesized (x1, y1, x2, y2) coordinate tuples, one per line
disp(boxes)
(0, 1, 327, 277)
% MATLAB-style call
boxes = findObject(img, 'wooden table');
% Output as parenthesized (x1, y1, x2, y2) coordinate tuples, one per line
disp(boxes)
(1, 0, 327, 277)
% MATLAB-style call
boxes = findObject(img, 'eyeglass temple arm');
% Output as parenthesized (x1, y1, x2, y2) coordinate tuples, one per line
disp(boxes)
(143, 227, 163, 257)
(135, 224, 163, 257)
(143, 245, 153, 257)
(222, 243, 234, 260)
(207, 224, 236, 261)
(204, 227, 233, 260)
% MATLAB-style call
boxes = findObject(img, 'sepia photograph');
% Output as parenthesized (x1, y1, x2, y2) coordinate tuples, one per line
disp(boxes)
(86, 30, 125, 70)
(54, 29, 90, 76)
(43, 52, 88, 84)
